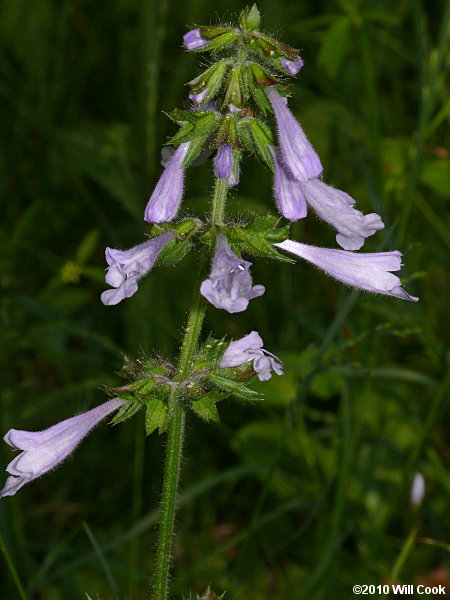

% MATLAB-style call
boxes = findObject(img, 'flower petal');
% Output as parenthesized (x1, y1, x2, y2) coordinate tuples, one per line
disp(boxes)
(275, 240, 419, 301)
(200, 235, 265, 313)
(144, 143, 190, 223)
(271, 147, 307, 221)
(266, 87, 322, 181)
(300, 179, 384, 250)
(1, 399, 124, 498)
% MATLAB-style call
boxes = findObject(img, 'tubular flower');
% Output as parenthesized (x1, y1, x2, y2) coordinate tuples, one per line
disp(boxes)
(183, 29, 210, 50)
(265, 86, 322, 181)
(220, 331, 284, 381)
(144, 142, 190, 223)
(101, 232, 175, 306)
(0, 398, 124, 498)
(271, 146, 307, 221)
(280, 57, 304, 75)
(271, 155, 384, 250)
(200, 234, 265, 313)
(274, 240, 419, 301)
(298, 179, 384, 250)
(214, 144, 234, 179)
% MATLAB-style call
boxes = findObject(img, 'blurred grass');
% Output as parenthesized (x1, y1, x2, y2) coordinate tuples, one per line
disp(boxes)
(0, 0, 448, 599)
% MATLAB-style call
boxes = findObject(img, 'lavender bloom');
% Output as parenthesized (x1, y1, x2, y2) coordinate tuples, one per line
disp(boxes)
(144, 142, 190, 223)
(275, 240, 419, 301)
(183, 29, 210, 50)
(189, 89, 209, 104)
(214, 144, 233, 179)
(101, 232, 174, 306)
(266, 87, 322, 181)
(280, 57, 304, 75)
(410, 473, 425, 505)
(272, 165, 384, 249)
(0, 398, 124, 498)
(200, 234, 265, 313)
(271, 146, 307, 221)
(220, 331, 284, 382)
(300, 179, 384, 250)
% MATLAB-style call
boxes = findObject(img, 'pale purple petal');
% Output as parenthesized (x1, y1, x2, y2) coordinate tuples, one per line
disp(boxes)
(220, 331, 283, 381)
(271, 146, 307, 221)
(300, 179, 384, 250)
(274, 240, 419, 301)
(410, 473, 425, 505)
(220, 331, 264, 367)
(214, 145, 233, 179)
(144, 142, 190, 223)
(101, 232, 174, 306)
(200, 235, 265, 313)
(280, 57, 304, 75)
(183, 29, 210, 50)
(189, 88, 209, 104)
(1, 399, 124, 498)
(266, 87, 322, 181)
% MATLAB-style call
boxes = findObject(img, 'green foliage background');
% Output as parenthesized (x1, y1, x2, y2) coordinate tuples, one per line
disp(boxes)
(0, 0, 448, 598)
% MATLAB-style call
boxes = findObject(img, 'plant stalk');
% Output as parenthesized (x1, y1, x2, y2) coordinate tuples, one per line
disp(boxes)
(152, 177, 227, 599)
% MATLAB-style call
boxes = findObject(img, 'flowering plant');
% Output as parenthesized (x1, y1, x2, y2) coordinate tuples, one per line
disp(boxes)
(1, 5, 418, 599)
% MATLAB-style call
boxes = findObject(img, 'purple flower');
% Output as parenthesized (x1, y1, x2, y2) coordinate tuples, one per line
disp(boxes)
(274, 240, 419, 301)
(271, 158, 384, 249)
(266, 87, 322, 181)
(189, 89, 209, 104)
(280, 57, 304, 75)
(299, 179, 384, 250)
(271, 146, 307, 221)
(220, 331, 284, 382)
(214, 144, 233, 179)
(144, 142, 190, 223)
(0, 398, 124, 498)
(183, 29, 210, 51)
(101, 232, 175, 306)
(200, 234, 265, 313)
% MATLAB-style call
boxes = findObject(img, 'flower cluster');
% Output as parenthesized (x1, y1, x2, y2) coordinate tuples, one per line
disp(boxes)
(1, 5, 418, 499)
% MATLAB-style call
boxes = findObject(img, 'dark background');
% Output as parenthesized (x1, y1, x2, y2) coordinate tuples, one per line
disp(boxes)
(0, 0, 448, 598)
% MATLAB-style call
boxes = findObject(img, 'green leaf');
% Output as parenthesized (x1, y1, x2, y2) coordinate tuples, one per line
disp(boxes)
(239, 4, 261, 31)
(199, 28, 239, 52)
(250, 63, 280, 87)
(155, 238, 192, 267)
(181, 134, 208, 167)
(194, 335, 228, 368)
(208, 373, 261, 402)
(248, 119, 275, 170)
(224, 67, 245, 107)
(229, 215, 293, 261)
(145, 397, 167, 435)
(110, 401, 142, 425)
(317, 17, 352, 78)
(166, 113, 219, 146)
(199, 26, 233, 40)
(188, 61, 230, 100)
(191, 391, 223, 422)
(252, 31, 299, 60)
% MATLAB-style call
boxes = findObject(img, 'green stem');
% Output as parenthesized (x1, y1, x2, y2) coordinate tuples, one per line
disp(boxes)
(211, 177, 228, 225)
(152, 178, 227, 600)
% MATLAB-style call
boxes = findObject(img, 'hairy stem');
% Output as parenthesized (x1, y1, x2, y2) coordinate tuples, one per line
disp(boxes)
(152, 177, 227, 599)
(211, 177, 228, 225)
